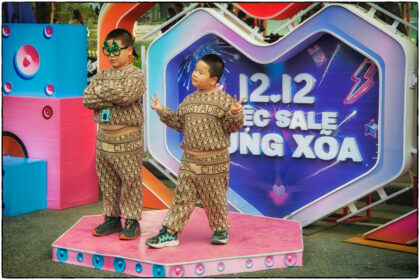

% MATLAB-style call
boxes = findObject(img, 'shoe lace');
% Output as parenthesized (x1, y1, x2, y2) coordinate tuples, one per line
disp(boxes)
(126, 219, 134, 229)
(214, 231, 227, 238)
(104, 216, 115, 223)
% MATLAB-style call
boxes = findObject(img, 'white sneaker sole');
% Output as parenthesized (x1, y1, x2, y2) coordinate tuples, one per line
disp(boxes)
(211, 238, 229, 245)
(146, 239, 179, 248)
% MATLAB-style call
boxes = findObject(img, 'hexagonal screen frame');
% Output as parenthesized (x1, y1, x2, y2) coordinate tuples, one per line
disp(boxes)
(146, 5, 416, 226)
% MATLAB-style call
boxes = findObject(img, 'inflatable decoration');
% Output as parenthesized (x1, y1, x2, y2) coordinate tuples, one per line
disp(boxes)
(234, 3, 311, 20)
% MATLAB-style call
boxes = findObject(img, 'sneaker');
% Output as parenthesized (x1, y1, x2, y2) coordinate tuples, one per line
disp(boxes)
(145, 227, 179, 248)
(119, 219, 141, 240)
(92, 216, 122, 236)
(211, 231, 229, 244)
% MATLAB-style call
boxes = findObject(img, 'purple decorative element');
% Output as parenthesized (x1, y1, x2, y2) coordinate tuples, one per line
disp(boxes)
(307, 44, 327, 67)
(365, 119, 378, 138)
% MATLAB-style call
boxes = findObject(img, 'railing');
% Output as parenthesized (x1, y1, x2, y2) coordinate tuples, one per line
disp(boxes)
(140, 3, 199, 40)
(366, 2, 417, 32)
(213, 3, 265, 41)
(272, 2, 321, 35)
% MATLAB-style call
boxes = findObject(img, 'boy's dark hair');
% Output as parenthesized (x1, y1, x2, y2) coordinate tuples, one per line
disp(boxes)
(105, 28, 138, 57)
(200, 54, 225, 82)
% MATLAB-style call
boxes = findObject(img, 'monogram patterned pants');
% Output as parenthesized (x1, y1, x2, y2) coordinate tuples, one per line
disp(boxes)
(163, 150, 230, 232)
(96, 128, 143, 220)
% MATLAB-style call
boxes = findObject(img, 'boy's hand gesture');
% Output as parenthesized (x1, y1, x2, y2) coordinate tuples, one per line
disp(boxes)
(230, 95, 246, 115)
(151, 93, 163, 112)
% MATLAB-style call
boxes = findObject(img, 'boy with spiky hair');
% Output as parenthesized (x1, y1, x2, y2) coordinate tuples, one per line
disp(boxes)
(146, 54, 245, 248)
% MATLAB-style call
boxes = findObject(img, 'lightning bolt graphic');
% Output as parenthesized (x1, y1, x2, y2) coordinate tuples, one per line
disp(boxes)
(344, 58, 377, 104)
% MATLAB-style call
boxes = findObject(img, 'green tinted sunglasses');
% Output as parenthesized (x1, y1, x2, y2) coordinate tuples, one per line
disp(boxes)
(102, 40, 129, 56)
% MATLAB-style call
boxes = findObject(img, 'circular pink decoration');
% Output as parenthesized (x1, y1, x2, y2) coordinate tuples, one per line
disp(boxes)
(217, 261, 225, 272)
(3, 25, 10, 37)
(284, 253, 297, 267)
(245, 258, 253, 268)
(15, 45, 40, 77)
(194, 263, 205, 276)
(44, 26, 53, 38)
(44, 84, 54, 96)
(3, 82, 12, 94)
(170, 265, 184, 277)
(264, 256, 274, 267)
(42, 105, 53, 120)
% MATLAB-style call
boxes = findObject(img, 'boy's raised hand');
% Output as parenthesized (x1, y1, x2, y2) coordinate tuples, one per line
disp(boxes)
(150, 93, 163, 112)
(230, 94, 247, 115)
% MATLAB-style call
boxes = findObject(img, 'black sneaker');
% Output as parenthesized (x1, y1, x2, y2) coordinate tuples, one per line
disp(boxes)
(211, 231, 229, 244)
(92, 216, 122, 236)
(145, 227, 179, 248)
(119, 219, 140, 240)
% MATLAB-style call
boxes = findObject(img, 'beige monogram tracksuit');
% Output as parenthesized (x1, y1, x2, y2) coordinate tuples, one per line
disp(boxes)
(157, 88, 244, 232)
(83, 63, 145, 220)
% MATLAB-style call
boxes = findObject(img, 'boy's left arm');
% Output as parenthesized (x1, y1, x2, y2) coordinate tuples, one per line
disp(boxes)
(101, 68, 146, 107)
(222, 95, 245, 133)
(83, 71, 113, 110)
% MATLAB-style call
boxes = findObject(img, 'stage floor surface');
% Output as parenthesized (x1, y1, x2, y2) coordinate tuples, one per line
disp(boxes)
(52, 208, 303, 277)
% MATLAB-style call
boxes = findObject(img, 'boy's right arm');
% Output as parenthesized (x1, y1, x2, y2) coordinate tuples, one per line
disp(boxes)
(151, 94, 184, 132)
(157, 107, 185, 132)
(83, 72, 113, 110)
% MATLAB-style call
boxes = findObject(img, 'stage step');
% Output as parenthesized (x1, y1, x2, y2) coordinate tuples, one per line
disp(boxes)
(52, 208, 303, 277)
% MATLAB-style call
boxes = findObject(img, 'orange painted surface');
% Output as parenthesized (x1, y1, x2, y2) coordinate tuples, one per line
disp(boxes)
(3, 135, 26, 158)
(142, 166, 174, 209)
(345, 236, 417, 254)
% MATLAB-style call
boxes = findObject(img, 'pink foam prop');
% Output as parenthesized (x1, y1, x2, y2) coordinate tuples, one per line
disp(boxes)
(52, 208, 303, 277)
(363, 209, 417, 245)
(3, 96, 98, 209)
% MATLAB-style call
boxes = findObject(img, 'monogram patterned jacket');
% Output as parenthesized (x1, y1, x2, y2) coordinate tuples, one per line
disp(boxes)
(158, 88, 244, 152)
(83, 63, 146, 127)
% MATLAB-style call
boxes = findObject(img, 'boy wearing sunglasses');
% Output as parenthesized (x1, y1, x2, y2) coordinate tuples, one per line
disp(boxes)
(83, 28, 145, 240)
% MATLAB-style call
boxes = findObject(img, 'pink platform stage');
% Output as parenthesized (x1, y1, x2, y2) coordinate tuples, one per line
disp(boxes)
(52, 208, 303, 277)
